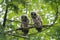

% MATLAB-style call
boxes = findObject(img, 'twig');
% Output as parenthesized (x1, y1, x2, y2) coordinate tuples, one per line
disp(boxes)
(7, 33, 29, 39)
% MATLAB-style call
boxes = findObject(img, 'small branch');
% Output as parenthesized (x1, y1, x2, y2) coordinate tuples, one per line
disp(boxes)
(3, 5, 8, 27)
(48, 2, 58, 27)
(6, 19, 21, 23)
(7, 34, 29, 39)
(28, 25, 53, 36)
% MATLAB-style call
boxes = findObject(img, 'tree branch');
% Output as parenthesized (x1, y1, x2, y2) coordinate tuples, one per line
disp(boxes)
(3, 5, 8, 28)
(7, 33, 29, 39)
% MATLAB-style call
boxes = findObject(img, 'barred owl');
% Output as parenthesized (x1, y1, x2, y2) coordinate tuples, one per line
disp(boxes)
(31, 12, 42, 32)
(21, 15, 29, 36)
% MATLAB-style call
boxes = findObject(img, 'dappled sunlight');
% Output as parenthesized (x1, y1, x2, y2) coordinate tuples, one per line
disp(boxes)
(0, 0, 60, 40)
(0, 8, 2, 12)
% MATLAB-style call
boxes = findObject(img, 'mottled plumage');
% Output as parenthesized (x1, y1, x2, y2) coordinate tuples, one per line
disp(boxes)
(31, 12, 42, 32)
(21, 15, 29, 36)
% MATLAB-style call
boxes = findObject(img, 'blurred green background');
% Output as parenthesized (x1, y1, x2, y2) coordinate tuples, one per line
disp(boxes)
(0, 0, 60, 40)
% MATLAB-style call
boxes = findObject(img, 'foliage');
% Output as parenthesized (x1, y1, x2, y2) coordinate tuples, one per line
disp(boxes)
(0, 0, 60, 40)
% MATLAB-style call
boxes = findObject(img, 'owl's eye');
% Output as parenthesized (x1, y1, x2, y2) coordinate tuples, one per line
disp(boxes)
(21, 16, 27, 19)
(31, 13, 33, 15)
(31, 12, 36, 16)
(34, 13, 36, 16)
(24, 16, 27, 19)
(21, 16, 23, 19)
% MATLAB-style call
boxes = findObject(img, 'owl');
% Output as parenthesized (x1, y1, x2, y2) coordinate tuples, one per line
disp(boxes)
(21, 15, 29, 36)
(31, 12, 42, 32)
